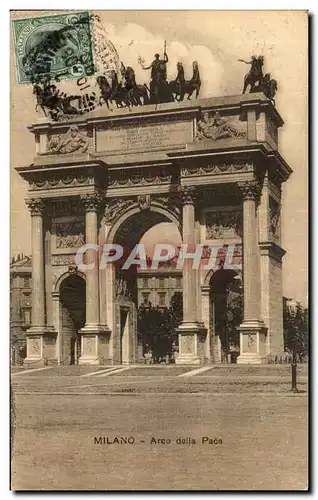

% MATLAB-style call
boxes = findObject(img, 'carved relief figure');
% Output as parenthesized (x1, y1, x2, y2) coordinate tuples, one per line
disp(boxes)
(269, 197, 281, 240)
(116, 276, 132, 300)
(84, 337, 95, 356)
(28, 337, 41, 356)
(55, 222, 85, 249)
(104, 198, 134, 225)
(138, 194, 151, 211)
(48, 125, 90, 154)
(206, 210, 242, 239)
(196, 112, 246, 141)
(52, 255, 75, 266)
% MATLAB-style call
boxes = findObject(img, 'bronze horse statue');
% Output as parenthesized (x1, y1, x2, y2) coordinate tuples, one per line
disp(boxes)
(260, 73, 278, 104)
(148, 70, 174, 105)
(33, 82, 92, 119)
(168, 61, 201, 101)
(96, 75, 114, 109)
(97, 69, 149, 109)
(33, 83, 61, 118)
(123, 66, 150, 106)
(249, 72, 278, 105)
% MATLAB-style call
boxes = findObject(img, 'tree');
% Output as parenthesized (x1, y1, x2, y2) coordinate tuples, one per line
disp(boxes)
(283, 304, 308, 361)
(226, 291, 243, 349)
(137, 292, 182, 362)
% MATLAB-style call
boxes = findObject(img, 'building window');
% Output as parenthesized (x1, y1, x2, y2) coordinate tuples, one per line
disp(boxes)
(23, 277, 30, 288)
(158, 292, 166, 307)
(176, 277, 182, 288)
(23, 309, 31, 326)
(159, 277, 165, 288)
(142, 292, 150, 305)
(142, 277, 149, 288)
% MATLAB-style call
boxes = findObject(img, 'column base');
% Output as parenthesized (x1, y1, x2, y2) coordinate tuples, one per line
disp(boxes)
(237, 320, 268, 365)
(236, 353, 268, 364)
(175, 322, 206, 365)
(78, 325, 111, 365)
(175, 355, 201, 365)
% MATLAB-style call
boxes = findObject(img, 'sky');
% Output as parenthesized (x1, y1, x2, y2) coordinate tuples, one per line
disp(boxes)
(10, 10, 308, 305)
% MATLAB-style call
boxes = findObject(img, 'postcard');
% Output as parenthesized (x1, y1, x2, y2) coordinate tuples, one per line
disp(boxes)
(10, 10, 308, 491)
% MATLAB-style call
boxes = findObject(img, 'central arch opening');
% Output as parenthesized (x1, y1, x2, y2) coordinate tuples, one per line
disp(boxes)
(111, 208, 182, 364)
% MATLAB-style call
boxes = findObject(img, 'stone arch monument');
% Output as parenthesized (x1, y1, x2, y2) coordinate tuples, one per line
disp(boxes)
(16, 92, 292, 365)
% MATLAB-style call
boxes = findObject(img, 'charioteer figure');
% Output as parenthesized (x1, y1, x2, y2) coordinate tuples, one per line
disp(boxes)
(141, 51, 169, 84)
(139, 42, 173, 103)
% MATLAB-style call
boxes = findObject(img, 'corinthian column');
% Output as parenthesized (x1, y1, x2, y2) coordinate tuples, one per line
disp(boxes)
(175, 186, 205, 365)
(81, 193, 102, 326)
(79, 192, 110, 365)
(237, 181, 267, 364)
(24, 198, 54, 366)
(181, 186, 198, 324)
(26, 198, 46, 327)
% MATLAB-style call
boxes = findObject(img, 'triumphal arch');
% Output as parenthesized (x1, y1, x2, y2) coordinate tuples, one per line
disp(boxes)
(17, 92, 292, 366)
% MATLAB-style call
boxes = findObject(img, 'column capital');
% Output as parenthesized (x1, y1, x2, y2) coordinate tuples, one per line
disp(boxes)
(238, 180, 261, 202)
(81, 192, 104, 213)
(180, 185, 196, 205)
(25, 198, 45, 216)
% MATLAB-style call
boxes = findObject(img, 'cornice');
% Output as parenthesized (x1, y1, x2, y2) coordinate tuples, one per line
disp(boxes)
(259, 241, 286, 263)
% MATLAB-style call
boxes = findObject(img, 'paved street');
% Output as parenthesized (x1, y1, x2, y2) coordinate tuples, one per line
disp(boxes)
(11, 365, 308, 491)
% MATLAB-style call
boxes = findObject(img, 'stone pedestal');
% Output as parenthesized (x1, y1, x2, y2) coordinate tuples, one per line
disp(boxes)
(237, 320, 267, 364)
(78, 325, 110, 365)
(175, 324, 201, 365)
(23, 326, 57, 366)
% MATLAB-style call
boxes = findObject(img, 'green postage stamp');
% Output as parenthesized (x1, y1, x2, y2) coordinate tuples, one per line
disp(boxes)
(12, 11, 95, 84)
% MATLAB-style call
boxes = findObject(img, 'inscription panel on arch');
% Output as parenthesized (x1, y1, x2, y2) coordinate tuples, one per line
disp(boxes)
(96, 119, 193, 153)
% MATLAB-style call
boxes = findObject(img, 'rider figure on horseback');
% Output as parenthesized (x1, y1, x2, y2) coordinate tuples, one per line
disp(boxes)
(239, 55, 264, 93)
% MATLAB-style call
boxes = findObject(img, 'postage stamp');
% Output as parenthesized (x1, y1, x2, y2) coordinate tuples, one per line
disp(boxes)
(12, 11, 95, 84)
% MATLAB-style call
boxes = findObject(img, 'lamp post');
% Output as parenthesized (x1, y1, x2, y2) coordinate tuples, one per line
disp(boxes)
(288, 301, 299, 393)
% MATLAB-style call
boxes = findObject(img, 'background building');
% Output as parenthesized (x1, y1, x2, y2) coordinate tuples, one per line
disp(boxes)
(10, 254, 32, 363)
(137, 265, 182, 309)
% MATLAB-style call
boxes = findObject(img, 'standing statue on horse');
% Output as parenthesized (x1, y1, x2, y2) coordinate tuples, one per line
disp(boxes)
(239, 55, 264, 93)
(239, 55, 278, 104)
